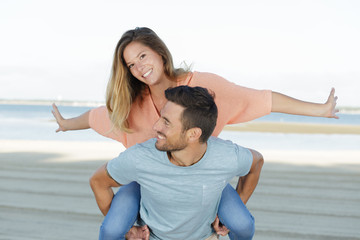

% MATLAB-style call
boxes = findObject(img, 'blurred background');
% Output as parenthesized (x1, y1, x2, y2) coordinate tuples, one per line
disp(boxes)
(1, 0, 359, 107)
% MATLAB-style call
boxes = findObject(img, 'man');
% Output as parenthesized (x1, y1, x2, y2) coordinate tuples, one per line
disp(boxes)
(90, 86, 264, 240)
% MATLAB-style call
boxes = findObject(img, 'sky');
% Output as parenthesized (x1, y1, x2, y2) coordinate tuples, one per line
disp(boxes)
(1, 0, 359, 107)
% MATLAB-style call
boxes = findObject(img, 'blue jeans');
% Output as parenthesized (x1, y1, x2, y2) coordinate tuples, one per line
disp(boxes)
(218, 184, 255, 240)
(99, 182, 254, 240)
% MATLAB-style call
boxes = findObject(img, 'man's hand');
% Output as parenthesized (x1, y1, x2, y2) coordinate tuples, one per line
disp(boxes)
(212, 216, 229, 236)
(126, 225, 150, 240)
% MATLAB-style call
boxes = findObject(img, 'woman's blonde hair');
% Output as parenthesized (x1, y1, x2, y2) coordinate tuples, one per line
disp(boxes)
(106, 27, 189, 133)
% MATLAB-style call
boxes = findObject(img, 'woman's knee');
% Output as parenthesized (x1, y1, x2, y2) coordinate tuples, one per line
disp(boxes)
(218, 184, 255, 239)
(99, 182, 141, 240)
(228, 215, 255, 239)
(99, 221, 127, 240)
(112, 182, 141, 210)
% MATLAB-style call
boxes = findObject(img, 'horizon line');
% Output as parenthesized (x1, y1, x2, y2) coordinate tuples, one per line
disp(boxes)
(1, 99, 359, 113)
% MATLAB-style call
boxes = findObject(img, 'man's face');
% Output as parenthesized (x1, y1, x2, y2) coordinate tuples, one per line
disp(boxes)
(152, 101, 188, 152)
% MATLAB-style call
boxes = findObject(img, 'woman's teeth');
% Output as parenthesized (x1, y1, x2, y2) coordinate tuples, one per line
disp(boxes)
(143, 69, 152, 78)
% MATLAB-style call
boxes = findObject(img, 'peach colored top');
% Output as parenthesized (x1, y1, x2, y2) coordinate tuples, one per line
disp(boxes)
(89, 72, 272, 148)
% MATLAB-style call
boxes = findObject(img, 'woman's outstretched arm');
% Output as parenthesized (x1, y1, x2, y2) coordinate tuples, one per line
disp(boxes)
(52, 103, 91, 132)
(271, 88, 339, 118)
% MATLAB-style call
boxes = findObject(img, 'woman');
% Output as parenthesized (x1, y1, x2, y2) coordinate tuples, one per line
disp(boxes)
(52, 27, 338, 240)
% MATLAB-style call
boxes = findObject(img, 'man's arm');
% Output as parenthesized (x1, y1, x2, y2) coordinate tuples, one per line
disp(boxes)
(236, 149, 264, 204)
(89, 163, 121, 216)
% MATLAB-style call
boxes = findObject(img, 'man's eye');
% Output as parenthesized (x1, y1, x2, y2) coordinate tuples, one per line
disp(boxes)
(140, 54, 146, 60)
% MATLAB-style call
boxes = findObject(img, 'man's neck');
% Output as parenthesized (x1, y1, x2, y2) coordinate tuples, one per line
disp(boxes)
(168, 142, 208, 167)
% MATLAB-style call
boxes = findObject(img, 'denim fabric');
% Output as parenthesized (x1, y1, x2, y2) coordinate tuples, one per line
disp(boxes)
(218, 184, 255, 240)
(99, 182, 140, 240)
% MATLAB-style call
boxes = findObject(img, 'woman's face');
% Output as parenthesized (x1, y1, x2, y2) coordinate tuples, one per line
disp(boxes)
(123, 41, 165, 86)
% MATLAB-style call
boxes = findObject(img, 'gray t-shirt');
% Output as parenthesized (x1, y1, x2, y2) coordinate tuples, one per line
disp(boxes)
(107, 137, 253, 240)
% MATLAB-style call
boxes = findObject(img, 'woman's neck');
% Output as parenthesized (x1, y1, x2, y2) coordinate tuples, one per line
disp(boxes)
(148, 77, 177, 112)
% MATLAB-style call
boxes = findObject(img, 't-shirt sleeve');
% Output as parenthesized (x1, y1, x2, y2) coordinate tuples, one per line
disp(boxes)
(189, 72, 272, 134)
(234, 145, 253, 177)
(106, 148, 137, 185)
(88, 106, 126, 143)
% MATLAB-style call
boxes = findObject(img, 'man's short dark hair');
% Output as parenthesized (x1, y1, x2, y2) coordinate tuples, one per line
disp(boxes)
(165, 86, 218, 143)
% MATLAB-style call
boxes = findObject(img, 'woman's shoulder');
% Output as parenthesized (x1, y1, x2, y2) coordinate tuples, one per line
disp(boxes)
(192, 71, 224, 80)
(189, 71, 236, 89)
(177, 71, 228, 87)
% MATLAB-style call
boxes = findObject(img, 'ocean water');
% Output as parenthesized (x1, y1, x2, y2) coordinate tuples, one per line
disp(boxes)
(0, 104, 107, 142)
(254, 111, 360, 125)
(1, 104, 360, 151)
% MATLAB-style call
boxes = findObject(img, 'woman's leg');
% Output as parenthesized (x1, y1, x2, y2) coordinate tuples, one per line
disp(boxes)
(99, 181, 141, 240)
(217, 184, 255, 240)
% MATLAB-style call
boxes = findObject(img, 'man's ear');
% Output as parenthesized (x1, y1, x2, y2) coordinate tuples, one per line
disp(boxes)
(186, 127, 202, 143)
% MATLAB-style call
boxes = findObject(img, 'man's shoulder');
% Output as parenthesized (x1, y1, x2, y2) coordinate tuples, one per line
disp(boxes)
(208, 136, 236, 147)
(128, 138, 158, 154)
(138, 138, 157, 148)
(208, 137, 248, 154)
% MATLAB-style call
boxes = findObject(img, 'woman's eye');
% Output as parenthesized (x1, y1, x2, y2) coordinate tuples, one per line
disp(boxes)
(128, 64, 134, 69)
(140, 54, 146, 60)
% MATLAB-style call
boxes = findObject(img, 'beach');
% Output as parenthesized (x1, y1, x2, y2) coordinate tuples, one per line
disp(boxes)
(1, 122, 360, 240)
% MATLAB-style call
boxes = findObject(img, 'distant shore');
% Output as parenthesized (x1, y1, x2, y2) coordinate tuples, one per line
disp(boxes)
(0, 99, 104, 107)
(1, 99, 359, 114)
(224, 121, 360, 134)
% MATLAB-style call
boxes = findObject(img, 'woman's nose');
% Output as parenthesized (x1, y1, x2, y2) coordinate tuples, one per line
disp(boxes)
(152, 118, 161, 132)
(135, 62, 145, 72)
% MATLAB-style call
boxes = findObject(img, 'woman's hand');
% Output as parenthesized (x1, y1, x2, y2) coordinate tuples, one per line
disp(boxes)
(323, 88, 339, 119)
(51, 103, 91, 132)
(52, 103, 67, 132)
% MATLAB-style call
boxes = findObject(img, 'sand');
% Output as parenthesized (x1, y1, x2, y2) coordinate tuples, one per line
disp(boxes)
(1, 124, 360, 240)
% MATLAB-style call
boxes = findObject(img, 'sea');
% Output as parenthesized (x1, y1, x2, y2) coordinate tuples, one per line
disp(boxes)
(1, 103, 360, 151)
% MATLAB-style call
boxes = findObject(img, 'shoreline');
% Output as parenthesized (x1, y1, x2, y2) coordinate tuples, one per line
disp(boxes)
(1, 100, 359, 113)
(0, 99, 104, 107)
(224, 121, 360, 134)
